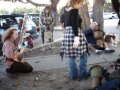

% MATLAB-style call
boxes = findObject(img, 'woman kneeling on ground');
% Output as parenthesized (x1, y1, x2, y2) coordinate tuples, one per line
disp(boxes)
(2, 28, 33, 75)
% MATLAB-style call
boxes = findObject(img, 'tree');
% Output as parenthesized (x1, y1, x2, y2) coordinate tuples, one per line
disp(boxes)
(0, 8, 8, 14)
(79, 1, 91, 30)
(1, 0, 60, 25)
(13, 7, 39, 14)
(93, 0, 105, 30)
(1, 0, 59, 12)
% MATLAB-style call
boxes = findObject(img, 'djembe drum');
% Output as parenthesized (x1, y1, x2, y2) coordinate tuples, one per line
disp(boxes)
(93, 30, 103, 40)
(89, 65, 103, 89)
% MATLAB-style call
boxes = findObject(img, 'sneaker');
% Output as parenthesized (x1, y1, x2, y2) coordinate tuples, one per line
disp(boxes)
(95, 50, 103, 55)
(104, 49, 115, 53)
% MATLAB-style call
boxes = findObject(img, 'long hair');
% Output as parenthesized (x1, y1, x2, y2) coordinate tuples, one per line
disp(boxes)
(2, 27, 17, 42)
(44, 6, 51, 16)
(66, 0, 84, 8)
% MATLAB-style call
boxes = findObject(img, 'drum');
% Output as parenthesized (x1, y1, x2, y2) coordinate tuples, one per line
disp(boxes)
(90, 65, 103, 78)
(89, 65, 103, 88)
(93, 30, 103, 40)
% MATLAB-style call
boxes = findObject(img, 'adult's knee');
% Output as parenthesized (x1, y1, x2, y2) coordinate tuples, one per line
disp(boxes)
(26, 65, 33, 73)
(28, 66, 33, 73)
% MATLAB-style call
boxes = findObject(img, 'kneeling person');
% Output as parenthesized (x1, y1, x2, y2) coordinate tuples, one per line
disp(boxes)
(2, 28, 33, 74)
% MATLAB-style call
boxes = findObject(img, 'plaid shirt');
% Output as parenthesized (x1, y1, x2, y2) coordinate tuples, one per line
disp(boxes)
(61, 27, 87, 57)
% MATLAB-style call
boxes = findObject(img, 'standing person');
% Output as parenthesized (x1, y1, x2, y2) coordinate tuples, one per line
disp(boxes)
(40, 6, 54, 44)
(18, 18, 34, 49)
(18, 19, 23, 31)
(61, 0, 89, 80)
(2, 28, 33, 76)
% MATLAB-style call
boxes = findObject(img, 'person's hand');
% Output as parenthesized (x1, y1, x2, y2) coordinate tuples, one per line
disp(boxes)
(20, 59, 25, 63)
(73, 36, 80, 48)
(20, 48, 25, 54)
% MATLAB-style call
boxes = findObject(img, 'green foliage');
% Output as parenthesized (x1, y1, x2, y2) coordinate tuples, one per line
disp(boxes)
(0, 7, 40, 14)
(0, 8, 9, 14)
(13, 7, 40, 14)
(103, 2, 112, 12)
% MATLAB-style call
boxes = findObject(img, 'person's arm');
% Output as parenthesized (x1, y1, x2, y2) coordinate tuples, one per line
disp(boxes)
(40, 15, 45, 25)
(70, 9, 79, 36)
(60, 14, 64, 29)
(84, 29, 93, 36)
(78, 16, 82, 29)
(4, 42, 24, 61)
(4, 42, 15, 59)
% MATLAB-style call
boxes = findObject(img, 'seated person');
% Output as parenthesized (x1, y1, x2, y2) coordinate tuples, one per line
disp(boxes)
(2, 28, 33, 76)
(84, 22, 115, 54)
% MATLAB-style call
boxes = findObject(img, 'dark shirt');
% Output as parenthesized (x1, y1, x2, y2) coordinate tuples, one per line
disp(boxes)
(63, 9, 82, 36)
(84, 28, 96, 44)
(84, 28, 105, 45)
(60, 13, 64, 24)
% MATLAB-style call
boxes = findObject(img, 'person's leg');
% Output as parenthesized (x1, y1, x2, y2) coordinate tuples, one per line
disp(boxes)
(24, 62, 33, 73)
(88, 44, 96, 52)
(103, 42, 115, 53)
(88, 44, 103, 55)
(79, 52, 89, 78)
(103, 42, 109, 49)
(6, 61, 33, 73)
(68, 57, 78, 80)
(41, 31, 44, 44)
(41, 31, 45, 51)
(95, 40, 105, 51)
(49, 24, 54, 42)
(96, 39, 104, 48)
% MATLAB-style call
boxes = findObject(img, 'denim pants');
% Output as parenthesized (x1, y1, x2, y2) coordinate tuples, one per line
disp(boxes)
(68, 52, 88, 79)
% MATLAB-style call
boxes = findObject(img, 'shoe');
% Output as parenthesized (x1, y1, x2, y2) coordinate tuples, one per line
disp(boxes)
(64, 74, 78, 81)
(6, 68, 17, 78)
(95, 50, 103, 55)
(104, 49, 115, 53)
(68, 76, 78, 80)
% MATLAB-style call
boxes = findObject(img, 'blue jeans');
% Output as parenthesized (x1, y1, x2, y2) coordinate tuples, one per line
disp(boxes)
(68, 53, 88, 79)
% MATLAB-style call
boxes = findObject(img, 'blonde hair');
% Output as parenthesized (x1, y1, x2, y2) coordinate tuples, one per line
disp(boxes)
(2, 27, 17, 42)
(66, 0, 84, 7)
